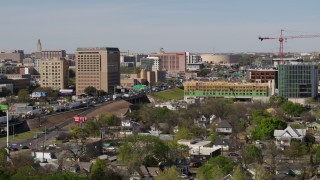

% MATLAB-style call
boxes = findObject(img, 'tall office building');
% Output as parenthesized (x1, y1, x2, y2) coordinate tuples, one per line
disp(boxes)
(40, 58, 69, 90)
(278, 64, 318, 98)
(75, 47, 120, 95)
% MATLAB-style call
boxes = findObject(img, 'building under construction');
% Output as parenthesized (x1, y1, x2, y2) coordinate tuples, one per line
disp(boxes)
(183, 81, 272, 102)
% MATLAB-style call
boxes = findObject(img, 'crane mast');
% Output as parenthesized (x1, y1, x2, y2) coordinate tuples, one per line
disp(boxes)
(259, 29, 320, 64)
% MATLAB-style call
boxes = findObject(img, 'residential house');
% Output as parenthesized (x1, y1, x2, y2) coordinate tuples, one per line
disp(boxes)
(178, 139, 221, 161)
(213, 138, 230, 152)
(194, 114, 214, 129)
(273, 126, 306, 147)
(307, 121, 320, 133)
(216, 120, 232, 135)
(120, 120, 140, 136)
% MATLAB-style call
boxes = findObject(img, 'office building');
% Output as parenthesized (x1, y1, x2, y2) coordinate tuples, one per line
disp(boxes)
(40, 58, 69, 90)
(35, 50, 66, 59)
(75, 47, 120, 95)
(278, 64, 318, 98)
(148, 52, 186, 74)
(186, 52, 202, 64)
(0, 50, 24, 62)
(140, 57, 162, 71)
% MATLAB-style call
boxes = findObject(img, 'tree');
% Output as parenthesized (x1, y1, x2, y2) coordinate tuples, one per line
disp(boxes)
(268, 96, 287, 108)
(70, 126, 89, 140)
(42, 172, 85, 180)
(0, 87, 12, 97)
(156, 166, 180, 180)
(314, 146, 320, 164)
(232, 165, 246, 180)
(99, 114, 120, 126)
(197, 68, 211, 77)
(280, 101, 305, 117)
(90, 158, 106, 180)
(173, 127, 194, 142)
(33, 87, 59, 100)
(17, 89, 30, 103)
(285, 141, 308, 161)
(197, 155, 237, 180)
(242, 145, 262, 166)
(251, 117, 286, 140)
(11, 166, 39, 180)
(118, 135, 168, 169)
(238, 55, 255, 66)
(84, 86, 97, 96)
(300, 111, 316, 124)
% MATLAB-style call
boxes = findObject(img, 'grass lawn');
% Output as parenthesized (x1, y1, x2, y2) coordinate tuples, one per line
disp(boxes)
(150, 87, 184, 101)
(0, 131, 38, 143)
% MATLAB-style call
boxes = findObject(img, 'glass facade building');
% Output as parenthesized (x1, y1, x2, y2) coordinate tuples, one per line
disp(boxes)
(278, 64, 318, 98)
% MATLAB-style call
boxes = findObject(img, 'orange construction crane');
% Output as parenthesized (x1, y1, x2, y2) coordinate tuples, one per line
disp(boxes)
(258, 29, 320, 64)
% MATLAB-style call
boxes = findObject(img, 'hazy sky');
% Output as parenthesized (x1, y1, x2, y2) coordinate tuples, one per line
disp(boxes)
(1, 0, 320, 54)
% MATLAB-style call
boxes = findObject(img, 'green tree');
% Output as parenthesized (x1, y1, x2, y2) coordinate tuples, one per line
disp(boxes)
(156, 166, 180, 180)
(197, 68, 211, 77)
(238, 55, 255, 66)
(232, 165, 246, 180)
(314, 146, 320, 164)
(10, 166, 39, 180)
(251, 117, 286, 140)
(0, 87, 12, 97)
(197, 155, 237, 180)
(281, 101, 305, 117)
(119, 135, 168, 168)
(90, 158, 106, 180)
(99, 114, 120, 126)
(70, 126, 89, 140)
(42, 172, 85, 180)
(285, 141, 308, 161)
(269, 96, 287, 108)
(84, 86, 97, 96)
(242, 145, 262, 166)
(17, 89, 30, 103)
(174, 127, 194, 142)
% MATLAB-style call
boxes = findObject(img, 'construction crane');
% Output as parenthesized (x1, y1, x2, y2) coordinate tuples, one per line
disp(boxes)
(258, 29, 320, 64)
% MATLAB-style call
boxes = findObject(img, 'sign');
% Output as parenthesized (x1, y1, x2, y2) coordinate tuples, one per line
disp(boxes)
(0, 105, 8, 111)
(31, 92, 47, 98)
(74, 116, 88, 124)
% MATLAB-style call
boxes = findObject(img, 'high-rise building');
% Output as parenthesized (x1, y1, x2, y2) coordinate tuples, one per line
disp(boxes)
(186, 52, 202, 64)
(278, 64, 318, 98)
(75, 47, 120, 95)
(0, 50, 24, 62)
(40, 58, 69, 90)
(36, 39, 42, 52)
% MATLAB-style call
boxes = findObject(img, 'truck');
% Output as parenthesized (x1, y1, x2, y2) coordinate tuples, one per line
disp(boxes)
(68, 102, 81, 109)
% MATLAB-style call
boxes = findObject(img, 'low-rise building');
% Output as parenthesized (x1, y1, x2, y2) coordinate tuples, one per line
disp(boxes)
(273, 126, 306, 147)
(216, 120, 232, 135)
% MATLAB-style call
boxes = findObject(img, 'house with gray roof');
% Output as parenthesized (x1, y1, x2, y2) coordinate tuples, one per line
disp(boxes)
(216, 120, 232, 135)
(273, 126, 306, 147)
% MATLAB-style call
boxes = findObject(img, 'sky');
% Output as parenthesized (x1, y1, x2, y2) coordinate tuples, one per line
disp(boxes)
(1, 0, 320, 54)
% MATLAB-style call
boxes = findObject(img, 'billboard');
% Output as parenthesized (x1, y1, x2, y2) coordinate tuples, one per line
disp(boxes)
(31, 92, 47, 98)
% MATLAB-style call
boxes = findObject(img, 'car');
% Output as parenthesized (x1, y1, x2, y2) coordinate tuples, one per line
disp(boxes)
(21, 146, 29, 149)
(228, 152, 240, 157)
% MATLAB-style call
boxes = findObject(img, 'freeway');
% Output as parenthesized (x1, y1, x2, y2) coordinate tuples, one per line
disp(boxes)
(0, 100, 114, 149)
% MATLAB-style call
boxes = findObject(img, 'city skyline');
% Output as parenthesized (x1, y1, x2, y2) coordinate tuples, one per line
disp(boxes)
(1, 0, 320, 54)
